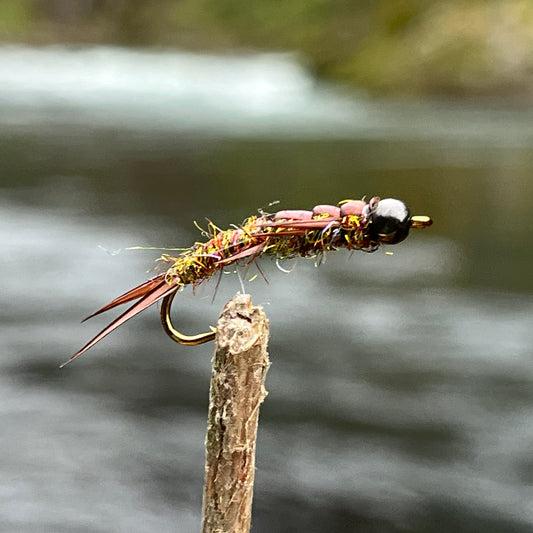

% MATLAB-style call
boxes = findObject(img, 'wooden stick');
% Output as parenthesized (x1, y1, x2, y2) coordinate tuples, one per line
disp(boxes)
(201, 293, 270, 533)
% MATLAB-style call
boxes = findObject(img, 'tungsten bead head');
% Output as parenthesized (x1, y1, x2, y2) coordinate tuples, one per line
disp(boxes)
(369, 198, 412, 245)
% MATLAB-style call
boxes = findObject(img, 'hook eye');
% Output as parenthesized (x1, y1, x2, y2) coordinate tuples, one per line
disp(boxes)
(410, 215, 433, 229)
(160, 291, 217, 346)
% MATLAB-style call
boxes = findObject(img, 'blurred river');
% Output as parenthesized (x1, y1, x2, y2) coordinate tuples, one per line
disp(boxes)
(2, 46, 533, 533)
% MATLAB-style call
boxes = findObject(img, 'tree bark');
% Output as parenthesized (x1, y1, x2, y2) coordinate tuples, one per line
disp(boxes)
(201, 293, 270, 533)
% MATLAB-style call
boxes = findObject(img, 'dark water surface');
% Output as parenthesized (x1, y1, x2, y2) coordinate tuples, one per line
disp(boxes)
(2, 46, 533, 532)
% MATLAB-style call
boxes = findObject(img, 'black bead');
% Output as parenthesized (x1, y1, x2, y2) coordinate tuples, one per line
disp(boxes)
(368, 198, 411, 245)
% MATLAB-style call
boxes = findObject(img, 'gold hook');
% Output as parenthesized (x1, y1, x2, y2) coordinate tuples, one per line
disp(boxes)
(410, 215, 433, 229)
(160, 291, 217, 346)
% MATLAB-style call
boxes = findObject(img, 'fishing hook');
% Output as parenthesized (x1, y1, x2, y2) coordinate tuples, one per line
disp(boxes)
(160, 291, 217, 346)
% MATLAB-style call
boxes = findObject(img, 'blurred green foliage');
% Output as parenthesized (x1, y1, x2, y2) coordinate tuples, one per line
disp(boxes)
(2, 0, 533, 97)
(0, 0, 34, 37)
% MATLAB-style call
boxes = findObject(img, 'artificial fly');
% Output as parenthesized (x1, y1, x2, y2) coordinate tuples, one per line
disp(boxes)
(62, 197, 432, 367)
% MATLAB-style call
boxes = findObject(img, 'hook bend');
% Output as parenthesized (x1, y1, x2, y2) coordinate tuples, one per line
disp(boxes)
(160, 291, 217, 346)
